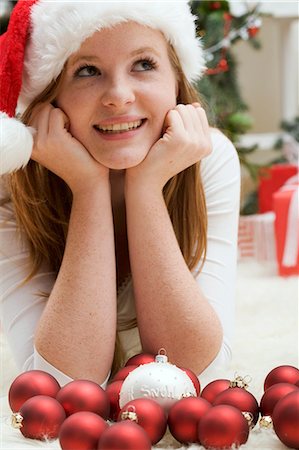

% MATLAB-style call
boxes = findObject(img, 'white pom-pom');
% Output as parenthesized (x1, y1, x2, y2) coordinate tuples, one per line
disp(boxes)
(0, 112, 34, 175)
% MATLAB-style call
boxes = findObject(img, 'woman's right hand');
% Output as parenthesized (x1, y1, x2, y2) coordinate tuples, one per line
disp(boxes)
(30, 103, 109, 194)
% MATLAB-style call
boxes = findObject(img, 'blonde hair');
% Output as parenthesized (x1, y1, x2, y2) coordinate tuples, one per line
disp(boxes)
(6, 43, 207, 375)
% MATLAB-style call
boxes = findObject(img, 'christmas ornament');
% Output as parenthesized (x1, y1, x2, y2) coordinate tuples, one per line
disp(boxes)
(180, 367, 201, 396)
(98, 421, 151, 450)
(168, 396, 211, 444)
(105, 381, 123, 422)
(59, 411, 108, 450)
(264, 365, 299, 391)
(112, 366, 138, 382)
(118, 398, 167, 445)
(201, 379, 230, 404)
(272, 391, 299, 449)
(119, 350, 196, 411)
(56, 380, 109, 419)
(213, 386, 259, 427)
(11, 395, 66, 440)
(198, 404, 249, 449)
(125, 353, 155, 367)
(248, 26, 259, 38)
(9, 370, 61, 412)
(260, 382, 298, 417)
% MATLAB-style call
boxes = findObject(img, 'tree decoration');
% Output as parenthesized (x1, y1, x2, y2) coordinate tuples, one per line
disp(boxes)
(264, 365, 299, 391)
(106, 380, 123, 422)
(59, 411, 108, 450)
(56, 379, 109, 419)
(11, 395, 66, 440)
(118, 398, 167, 444)
(168, 396, 211, 444)
(9, 370, 61, 413)
(201, 379, 231, 403)
(212, 386, 260, 428)
(198, 404, 249, 449)
(125, 353, 155, 367)
(260, 382, 298, 418)
(98, 421, 152, 450)
(119, 350, 197, 411)
(180, 367, 201, 396)
(272, 391, 299, 449)
(112, 365, 138, 382)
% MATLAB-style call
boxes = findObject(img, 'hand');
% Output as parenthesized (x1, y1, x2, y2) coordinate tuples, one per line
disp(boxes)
(126, 104, 212, 189)
(30, 103, 109, 194)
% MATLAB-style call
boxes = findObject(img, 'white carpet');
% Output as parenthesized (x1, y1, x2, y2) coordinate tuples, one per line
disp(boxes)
(1, 260, 298, 450)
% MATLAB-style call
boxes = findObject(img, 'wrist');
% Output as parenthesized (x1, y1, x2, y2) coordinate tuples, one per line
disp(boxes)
(71, 175, 111, 201)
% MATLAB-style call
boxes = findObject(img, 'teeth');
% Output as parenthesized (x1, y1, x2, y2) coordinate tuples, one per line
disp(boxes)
(97, 120, 142, 133)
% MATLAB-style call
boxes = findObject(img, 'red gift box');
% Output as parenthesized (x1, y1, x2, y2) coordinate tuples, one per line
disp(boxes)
(258, 164, 298, 213)
(272, 178, 299, 276)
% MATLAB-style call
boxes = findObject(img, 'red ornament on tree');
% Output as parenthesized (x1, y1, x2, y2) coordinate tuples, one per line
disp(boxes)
(201, 379, 230, 404)
(198, 405, 249, 449)
(9, 370, 61, 412)
(125, 353, 155, 367)
(213, 386, 259, 427)
(112, 366, 138, 382)
(118, 398, 167, 445)
(168, 396, 211, 444)
(56, 380, 109, 419)
(260, 382, 298, 417)
(59, 411, 108, 450)
(248, 26, 259, 38)
(272, 391, 299, 449)
(12, 395, 66, 440)
(264, 365, 299, 391)
(105, 380, 123, 421)
(180, 367, 201, 396)
(98, 421, 151, 450)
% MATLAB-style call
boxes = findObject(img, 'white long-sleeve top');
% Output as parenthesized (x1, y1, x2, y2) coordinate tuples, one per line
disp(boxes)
(0, 130, 240, 387)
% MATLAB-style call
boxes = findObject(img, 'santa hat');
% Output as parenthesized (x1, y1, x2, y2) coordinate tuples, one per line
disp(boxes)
(0, 0, 205, 175)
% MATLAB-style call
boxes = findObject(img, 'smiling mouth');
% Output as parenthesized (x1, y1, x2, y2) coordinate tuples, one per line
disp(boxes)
(94, 119, 145, 134)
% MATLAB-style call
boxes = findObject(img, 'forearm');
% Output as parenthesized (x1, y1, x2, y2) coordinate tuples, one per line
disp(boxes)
(35, 180, 116, 384)
(125, 180, 222, 375)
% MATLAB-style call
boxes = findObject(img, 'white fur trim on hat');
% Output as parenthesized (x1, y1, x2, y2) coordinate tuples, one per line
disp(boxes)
(0, 112, 34, 175)
(19, 0, 205, 112)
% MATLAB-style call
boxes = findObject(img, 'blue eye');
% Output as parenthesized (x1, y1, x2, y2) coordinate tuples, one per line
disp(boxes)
(133, 59, 157, 72)
(75, 65, 101, 77)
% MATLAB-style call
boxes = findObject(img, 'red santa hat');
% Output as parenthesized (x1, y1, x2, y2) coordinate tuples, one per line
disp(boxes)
(0, 0, 205, 175)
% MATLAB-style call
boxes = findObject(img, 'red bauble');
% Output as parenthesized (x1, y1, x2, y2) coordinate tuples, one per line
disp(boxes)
(112, 366, 138, 382)
(59, 411, 108, 450)
(125, 353, 155, 367)
(9, 370, 61, 412)
(12, 395, 66, 440)
(248, 26, 259, 38)
(180, 367, 201, 396)
(260, 382, 298, 417)
(168, 396, 211, 444)
(272, 391, 299, 449)
(98, 421, 151, 450)
(56, 380, 109, 419)
(213, 386, 259, 426)
(198, 405, 249, 449)
(264, 365, 299, 391)
(201, 379, 230, 404)
(118, 398, 167, 444)
(105, 380, 123, 421)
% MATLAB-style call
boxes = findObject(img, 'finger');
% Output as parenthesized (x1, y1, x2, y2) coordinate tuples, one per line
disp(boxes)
(196, 107, 210, 135)
(48, 107, 70, 137)
(163, 108, 185, 135)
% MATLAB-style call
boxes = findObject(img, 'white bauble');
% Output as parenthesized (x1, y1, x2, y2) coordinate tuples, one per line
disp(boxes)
(119, 352, 196, 411)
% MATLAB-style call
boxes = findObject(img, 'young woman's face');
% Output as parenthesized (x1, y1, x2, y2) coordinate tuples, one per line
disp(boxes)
(56, 22, 178, 170)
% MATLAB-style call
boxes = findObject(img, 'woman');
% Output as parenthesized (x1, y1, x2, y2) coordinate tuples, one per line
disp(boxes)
(0, 1, 240, 388)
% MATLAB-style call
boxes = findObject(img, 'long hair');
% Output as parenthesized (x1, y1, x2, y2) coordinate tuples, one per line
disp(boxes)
(6, 43, 207, 374)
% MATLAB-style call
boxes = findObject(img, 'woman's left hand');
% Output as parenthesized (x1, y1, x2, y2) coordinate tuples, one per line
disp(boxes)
(126, 104, 212, 189)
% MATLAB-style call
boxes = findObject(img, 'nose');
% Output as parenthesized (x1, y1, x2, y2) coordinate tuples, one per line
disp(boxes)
(101, 76, 135, 108)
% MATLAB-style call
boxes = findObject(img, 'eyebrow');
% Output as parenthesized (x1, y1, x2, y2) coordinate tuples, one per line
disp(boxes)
(69, 46, 161, 66)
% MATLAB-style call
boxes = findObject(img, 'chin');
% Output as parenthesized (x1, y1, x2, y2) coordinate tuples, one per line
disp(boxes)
(96, 152, 148, 170)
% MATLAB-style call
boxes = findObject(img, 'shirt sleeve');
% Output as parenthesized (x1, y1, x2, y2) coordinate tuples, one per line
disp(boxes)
(0, 182, 109, 388)
(195, 130, 241, 380)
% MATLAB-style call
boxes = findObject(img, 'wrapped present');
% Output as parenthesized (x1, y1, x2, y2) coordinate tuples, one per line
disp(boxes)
(238, 212, 276, 262)
(258, 164, 298, 213)
(272, 176, 299, 276)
